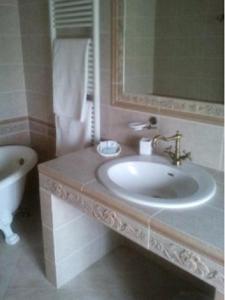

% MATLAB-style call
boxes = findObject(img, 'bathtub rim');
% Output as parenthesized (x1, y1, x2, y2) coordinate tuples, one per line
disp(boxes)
(0, 145, 38, 191)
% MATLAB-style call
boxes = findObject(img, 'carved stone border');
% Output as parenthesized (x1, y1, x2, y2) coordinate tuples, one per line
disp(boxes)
(40, 175, 149, 248)
(149, 231, 224, 293)
(29, 117, 56, 138)
(111, 0, 224, 126)
(0, 117, 29, 137)
(40, 174, 224, 293)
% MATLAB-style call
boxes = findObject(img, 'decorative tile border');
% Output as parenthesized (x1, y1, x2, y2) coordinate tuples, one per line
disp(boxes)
(0, 117, 55, 138)
(39, 173, 224, 293)
(29, 117, 55, 138)
(40, 175, 149, 249)
(149, 231, 224, 293)
(0, 117, 29, 137)
(111, 0, 224, 125)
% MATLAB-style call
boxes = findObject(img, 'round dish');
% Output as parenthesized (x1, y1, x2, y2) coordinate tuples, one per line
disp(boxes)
(96, 140, 121, 158)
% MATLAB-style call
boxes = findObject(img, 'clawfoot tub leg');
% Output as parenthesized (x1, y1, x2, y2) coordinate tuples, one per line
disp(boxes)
(0, 214, 20, 245)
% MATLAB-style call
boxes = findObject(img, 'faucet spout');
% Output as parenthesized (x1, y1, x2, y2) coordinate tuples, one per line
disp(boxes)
(152, 131, 190, 166)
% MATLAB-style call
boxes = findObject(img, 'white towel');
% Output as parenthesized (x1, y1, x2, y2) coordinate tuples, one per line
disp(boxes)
(53, 38, 90, 122)
(55, 102, 93, 156)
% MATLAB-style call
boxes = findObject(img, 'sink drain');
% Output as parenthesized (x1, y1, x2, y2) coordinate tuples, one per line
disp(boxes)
(152, 195, 161, 199)
(168, 172, 175, 177)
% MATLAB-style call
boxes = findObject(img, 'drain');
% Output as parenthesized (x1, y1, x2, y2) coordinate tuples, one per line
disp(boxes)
(168, 172, 175, 177)
(19, 158, 25, 166)
(152, 195, 161, 199)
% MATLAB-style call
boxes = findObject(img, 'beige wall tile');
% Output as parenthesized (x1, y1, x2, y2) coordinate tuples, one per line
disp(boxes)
(219, 142, 224, 171)
(0, 2, 27, 124)
(0, 118, 28, 136)
(102, 102, 223, 170)
(51, 214, 109, 261)
(53, 232, 119, 288)
(43, 258, 57, 287)
(100, 0, 111, 34)
(23, 66, 51, 95)
(100, 105, 111, 139)
(21, 35, 51, 66)
(0, 37, 23, 64)
(39, 188, 53, 228)
(100, 70, 111, 106)
(18, 0, 53, 140)
(26, 92, 52, 123)
(51, 195, 85, 229)
(0, 131, 30, 146)
(42, 225, 55, 262)
(18, 1, 50, 35)
(0, 5, 20, 35)
(0, 0, 17, 5)
(0, 65, 25, 93)
(103, 105, 159, 147)
(158, 115, 224, 170)
(30, 132, 55, 162)
(100, 34, 111, 71)
(0, 92, 27, 120)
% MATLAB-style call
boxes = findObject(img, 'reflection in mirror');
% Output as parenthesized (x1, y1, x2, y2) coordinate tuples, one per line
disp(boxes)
(124, 0, 224, 104)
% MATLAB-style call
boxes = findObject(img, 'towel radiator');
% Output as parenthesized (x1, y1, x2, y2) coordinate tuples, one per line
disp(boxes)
(49, 0, 101, 143)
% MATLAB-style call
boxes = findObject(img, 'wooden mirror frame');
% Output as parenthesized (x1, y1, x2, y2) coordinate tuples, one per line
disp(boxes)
(111, 0, 224, 126)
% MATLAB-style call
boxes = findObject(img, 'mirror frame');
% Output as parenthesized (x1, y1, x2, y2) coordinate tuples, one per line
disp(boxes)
(111, 0, 224, 126)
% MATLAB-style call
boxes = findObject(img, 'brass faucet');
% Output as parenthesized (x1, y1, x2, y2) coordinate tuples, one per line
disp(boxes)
(152, 131, 191, 166)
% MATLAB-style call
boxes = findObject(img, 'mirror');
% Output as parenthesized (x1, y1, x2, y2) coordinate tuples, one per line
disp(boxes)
(112, 0, 224, 125)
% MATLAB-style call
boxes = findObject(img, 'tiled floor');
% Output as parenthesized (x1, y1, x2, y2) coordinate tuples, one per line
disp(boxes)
(0, 202, 213, 300)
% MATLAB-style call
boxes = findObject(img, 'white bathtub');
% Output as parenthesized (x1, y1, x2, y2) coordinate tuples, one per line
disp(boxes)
(0, 145, 38, 245)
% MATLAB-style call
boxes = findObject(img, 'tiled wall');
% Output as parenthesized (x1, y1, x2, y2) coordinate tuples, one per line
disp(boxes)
(0, 0, 27, 121)
(18, 0, 55, 161)
(0, 0, 54, 159)
(0, 0, 29, 144)
(100, 0, 224, 171)
(18, 0, 53, 124)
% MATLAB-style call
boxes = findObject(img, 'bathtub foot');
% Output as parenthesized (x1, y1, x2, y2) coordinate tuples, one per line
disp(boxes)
(0, 215, 20, 245)
(5, 230, 20, 245)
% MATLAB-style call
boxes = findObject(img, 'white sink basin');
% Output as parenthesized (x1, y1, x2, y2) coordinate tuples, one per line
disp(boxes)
(97, 155, 216, 209)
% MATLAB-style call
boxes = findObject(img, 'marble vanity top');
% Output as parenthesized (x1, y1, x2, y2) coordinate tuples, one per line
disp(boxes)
(38, 145, 224, 266)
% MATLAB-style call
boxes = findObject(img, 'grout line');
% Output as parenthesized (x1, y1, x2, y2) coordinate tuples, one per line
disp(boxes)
(150, 208, 164, 218)
(0, 116, 28, 125)
(0, 130, 29, 138)
(53, 230, 111, 266)
(0, 90, 26, 94)
(80, 178, 96, 192)
(0, 4, 17, 7)
(42, 211, 85, 233)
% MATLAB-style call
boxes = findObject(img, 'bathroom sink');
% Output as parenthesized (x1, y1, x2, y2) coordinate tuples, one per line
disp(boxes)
(97, 155, 216, 209)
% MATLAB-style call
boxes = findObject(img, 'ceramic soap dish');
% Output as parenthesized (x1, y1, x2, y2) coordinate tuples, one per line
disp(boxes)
(97, 140, 121, 158)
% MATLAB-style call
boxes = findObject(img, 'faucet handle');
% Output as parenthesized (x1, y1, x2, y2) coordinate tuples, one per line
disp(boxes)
(181, 150, 192, 161)
(164, 145, 172, 153)
(164, 146, 175, 160)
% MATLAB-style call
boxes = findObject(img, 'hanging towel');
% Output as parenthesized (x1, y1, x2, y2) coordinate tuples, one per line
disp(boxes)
(53, 38, 90, 122)
(55, 101, 93, 156)
(53, 38, 91, 156)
